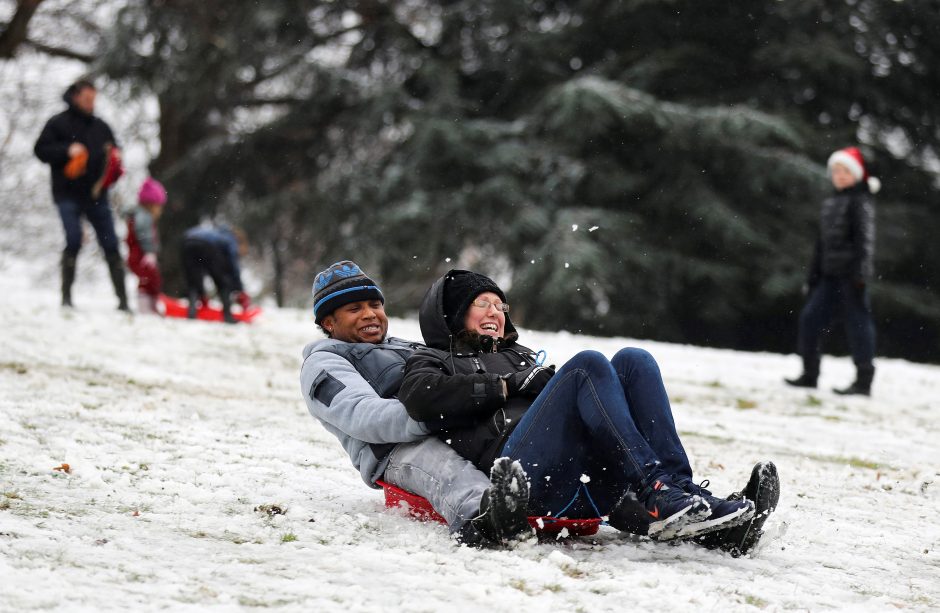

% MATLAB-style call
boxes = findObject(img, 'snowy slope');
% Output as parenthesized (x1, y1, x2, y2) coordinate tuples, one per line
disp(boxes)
(1, 261, 938, 613)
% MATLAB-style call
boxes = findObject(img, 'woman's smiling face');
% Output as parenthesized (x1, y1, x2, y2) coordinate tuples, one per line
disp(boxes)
(463, 291, 506, 338)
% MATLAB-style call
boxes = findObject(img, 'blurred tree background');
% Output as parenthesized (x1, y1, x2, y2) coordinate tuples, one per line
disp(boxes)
(4, 0, 939, 362)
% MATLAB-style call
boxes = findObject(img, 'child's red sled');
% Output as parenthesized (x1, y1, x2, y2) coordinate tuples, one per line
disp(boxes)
(376, 480, 601, 537)
(159, 294, 262, 323)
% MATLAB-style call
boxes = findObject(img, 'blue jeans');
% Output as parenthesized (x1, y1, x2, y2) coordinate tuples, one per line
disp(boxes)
(501, 348, 691, 518)
(797, 276, 876, 369)
(56, 195, 119, 256)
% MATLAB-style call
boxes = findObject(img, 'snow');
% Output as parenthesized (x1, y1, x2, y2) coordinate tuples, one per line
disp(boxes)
(1, 260, 939, 612)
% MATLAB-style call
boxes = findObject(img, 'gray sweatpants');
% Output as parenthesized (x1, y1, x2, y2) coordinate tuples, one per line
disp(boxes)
(383, 437, 490, 533)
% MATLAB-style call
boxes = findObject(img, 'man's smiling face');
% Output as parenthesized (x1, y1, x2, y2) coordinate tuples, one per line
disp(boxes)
(322, 299, 388, 344)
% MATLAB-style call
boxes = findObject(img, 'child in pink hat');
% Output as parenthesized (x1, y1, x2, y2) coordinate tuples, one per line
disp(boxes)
(126, 177, 167, 314)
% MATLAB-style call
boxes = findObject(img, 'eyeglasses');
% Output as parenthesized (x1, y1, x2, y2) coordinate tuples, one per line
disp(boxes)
(470, 298, 509, 313)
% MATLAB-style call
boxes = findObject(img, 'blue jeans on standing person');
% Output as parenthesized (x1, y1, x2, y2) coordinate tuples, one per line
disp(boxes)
(501, 348, 692, 519)
(797, 275, 876, 371)
(56, 195, 120, 256)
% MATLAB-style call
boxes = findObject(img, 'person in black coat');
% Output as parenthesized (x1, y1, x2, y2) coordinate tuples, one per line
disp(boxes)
(400, 270, 770, 546)
(786, 146, 878, 396)
(34, 79, 128, 311)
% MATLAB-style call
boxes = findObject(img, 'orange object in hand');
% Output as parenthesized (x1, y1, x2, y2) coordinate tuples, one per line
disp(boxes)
(64, 150, 88, 179)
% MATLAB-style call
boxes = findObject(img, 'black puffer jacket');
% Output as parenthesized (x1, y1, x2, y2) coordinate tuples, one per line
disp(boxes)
(34, 103, 118, 204)
(808, 182, 875, 285)
(399, 273, 541, 472)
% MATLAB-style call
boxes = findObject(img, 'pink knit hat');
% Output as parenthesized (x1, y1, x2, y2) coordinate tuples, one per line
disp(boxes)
(138, 177, 167, 206)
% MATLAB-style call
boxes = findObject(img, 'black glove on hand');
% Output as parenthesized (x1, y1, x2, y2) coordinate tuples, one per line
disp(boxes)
(503, 365, 555, 398)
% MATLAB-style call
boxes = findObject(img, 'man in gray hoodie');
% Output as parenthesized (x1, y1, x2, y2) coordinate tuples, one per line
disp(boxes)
(299, 261, 530, 546)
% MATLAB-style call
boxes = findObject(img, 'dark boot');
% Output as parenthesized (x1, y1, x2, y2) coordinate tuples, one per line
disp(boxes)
(187, 291, 199, 319)
(456, 457, 531, 547)
(61, 252, 76, 307)
(785, 357, 818, 388)
(694, 461, 780, 557)
(834, 364, 874, 396)
(221, 292, 237, 324)
(105, 252, 130, 312)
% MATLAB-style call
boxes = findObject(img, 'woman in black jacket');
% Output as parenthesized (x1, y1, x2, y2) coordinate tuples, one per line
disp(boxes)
(400, 270, 758, 543)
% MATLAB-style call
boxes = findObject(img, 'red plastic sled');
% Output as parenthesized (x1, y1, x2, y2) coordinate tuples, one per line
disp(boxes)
(159, 294, 262, 323)
(376, 480, 601, 537)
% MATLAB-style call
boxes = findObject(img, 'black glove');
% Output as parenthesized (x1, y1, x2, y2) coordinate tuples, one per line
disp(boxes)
(503, 365, 555, 398)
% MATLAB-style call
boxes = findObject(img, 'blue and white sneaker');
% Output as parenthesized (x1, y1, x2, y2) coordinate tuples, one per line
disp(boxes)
(623, 476, 711, 538)
(657, 477, 755, 540)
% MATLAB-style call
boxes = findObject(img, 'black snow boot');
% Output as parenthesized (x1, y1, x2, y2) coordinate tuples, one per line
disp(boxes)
(834, 365, 874, 396)
(105, 252, 130, 312)
(187, 291, 199, 319)
(607, 489, 650, 536)
(456, 457, 531, 547)
(221, 292, 237, 324)
(61, 252, 77, 307)
(785, 357, 818, 389)
(694, 461, 780, 557)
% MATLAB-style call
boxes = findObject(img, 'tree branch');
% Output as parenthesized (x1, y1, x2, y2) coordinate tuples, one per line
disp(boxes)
(23, 38, 94, 62)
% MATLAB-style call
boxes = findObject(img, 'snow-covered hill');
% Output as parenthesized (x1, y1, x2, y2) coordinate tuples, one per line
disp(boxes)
(1, 261, 938, 612)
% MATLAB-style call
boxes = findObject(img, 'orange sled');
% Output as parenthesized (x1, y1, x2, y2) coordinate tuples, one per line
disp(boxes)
(376, 480, 601, 537)
(159, 294, 262, 323)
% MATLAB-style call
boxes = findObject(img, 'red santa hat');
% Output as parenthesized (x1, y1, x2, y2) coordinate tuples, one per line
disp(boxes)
(827, 146, 881, 193)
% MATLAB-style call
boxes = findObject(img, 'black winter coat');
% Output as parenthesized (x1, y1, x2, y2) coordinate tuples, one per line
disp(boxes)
(399, 273, 542, 472)
(34, 104, 118, 204)
(808, 182, 875, 286)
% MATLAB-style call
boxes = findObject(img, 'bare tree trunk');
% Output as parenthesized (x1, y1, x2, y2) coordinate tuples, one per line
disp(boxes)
(0, 0, 45, 59)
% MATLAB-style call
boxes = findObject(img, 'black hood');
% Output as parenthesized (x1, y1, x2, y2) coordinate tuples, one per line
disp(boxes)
(418, 269, 518, 350)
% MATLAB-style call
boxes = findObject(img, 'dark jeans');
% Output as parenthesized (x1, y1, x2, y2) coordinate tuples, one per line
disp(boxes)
(181, 238, 236, 299)
(55, 195, 119, 256)
(797, 275, 876, 369)
(500, 348, 692, 518)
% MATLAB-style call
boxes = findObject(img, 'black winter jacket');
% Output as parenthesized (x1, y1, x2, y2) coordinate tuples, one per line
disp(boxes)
(399, 273, 541, 472)
(34, 104, 118, 204)
(808, 182, 875, 286)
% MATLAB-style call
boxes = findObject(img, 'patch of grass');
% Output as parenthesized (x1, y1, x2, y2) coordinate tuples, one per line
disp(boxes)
(805, 395, 823, 407)
(679, 430, 735, 444)
(238, 596, 293, 607)
(0, 361, 28, 374)
(560, 565, 586, 579)
(822, 415, 843, 422)
(706, 380, 723, 388)
(280, 533, 298, 543)
(743, 594, 769, 608)
(736, 398, 758, 410)
(3, 492, 21, 500)
(806, 453, 883, 470)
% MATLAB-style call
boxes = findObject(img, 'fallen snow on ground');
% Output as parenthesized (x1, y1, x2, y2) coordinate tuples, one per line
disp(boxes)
(1, 261, 938, 612)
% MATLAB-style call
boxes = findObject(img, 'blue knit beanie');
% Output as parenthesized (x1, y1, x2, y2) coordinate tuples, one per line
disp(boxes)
(312, 260, 384, 324)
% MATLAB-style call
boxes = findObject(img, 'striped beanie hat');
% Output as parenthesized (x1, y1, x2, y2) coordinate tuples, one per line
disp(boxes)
(312, 260, 384, 324)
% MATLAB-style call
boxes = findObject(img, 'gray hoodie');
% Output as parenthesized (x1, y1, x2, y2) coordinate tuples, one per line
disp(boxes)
(300, 337, 430, 486)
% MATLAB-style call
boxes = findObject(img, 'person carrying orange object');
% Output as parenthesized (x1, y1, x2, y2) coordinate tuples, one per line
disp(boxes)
(34, 79, 129, 311)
